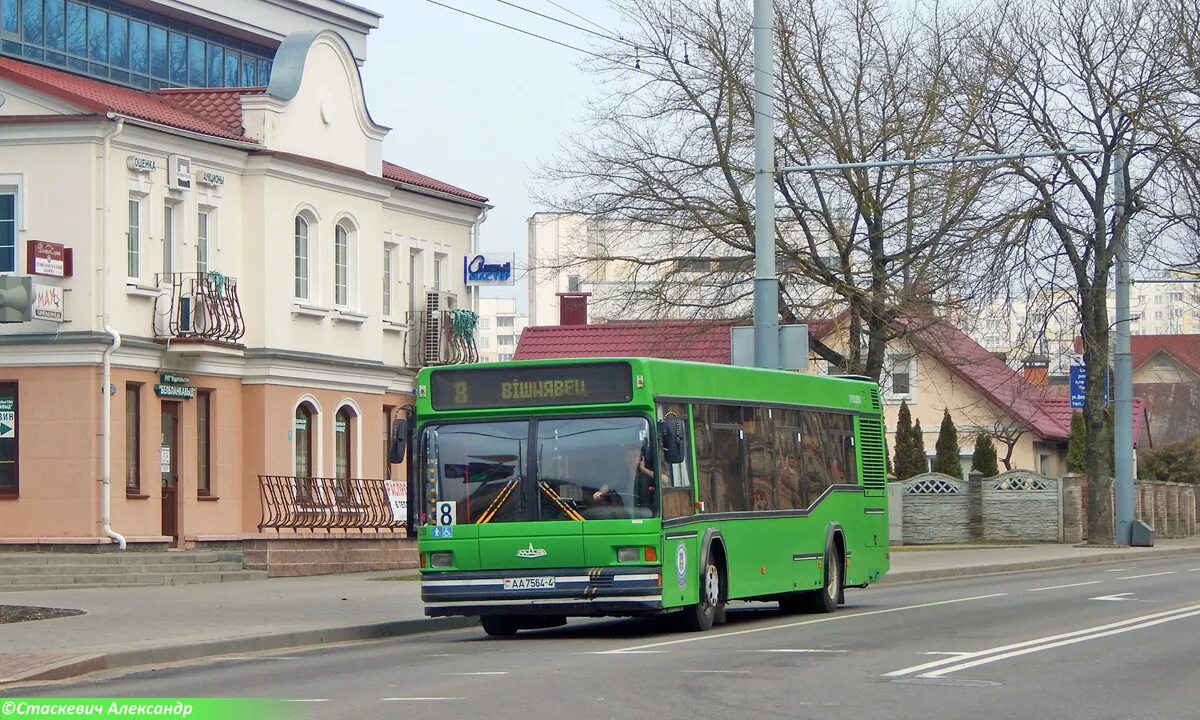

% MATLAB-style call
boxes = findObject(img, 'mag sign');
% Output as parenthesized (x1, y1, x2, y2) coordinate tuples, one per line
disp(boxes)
(430, 363, 634, 410)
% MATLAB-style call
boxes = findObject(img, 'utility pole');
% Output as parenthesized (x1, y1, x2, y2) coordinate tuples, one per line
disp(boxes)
(751, 0, 778, 369)
(1112, 146, 1134, 546)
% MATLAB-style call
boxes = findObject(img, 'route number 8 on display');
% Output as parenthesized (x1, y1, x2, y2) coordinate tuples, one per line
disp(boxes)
(435, 501, 457, 527)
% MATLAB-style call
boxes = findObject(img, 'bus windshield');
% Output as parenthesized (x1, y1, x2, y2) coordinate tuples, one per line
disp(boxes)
(421, 416, 658, 523)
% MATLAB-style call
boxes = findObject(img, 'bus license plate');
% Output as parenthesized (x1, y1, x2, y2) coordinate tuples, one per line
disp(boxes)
(503, 577, 555, 590)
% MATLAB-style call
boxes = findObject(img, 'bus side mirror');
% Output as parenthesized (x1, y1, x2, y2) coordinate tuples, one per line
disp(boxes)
(659, 418, 687, 464)
(389, 419, 408, 464)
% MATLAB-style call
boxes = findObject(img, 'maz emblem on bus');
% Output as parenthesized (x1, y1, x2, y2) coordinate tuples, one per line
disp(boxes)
(517, 544, 548, 559)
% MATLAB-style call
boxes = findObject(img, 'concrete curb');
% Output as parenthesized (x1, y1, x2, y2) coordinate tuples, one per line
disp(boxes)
(880, 544, 1200, 584)
(6, 617, 478, 686)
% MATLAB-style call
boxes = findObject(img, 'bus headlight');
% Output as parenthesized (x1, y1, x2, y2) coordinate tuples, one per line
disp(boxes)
(430, 551, 454, 568)
(616, 547, 640, 563)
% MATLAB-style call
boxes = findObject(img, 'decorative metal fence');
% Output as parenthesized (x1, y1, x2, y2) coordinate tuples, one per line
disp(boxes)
(258, 476, 406, 531)
(154, 272, 245, 342)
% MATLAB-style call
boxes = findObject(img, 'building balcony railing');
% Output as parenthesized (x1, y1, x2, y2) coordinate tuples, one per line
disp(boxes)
(402, 308, 479, 367)
(154, 272, 245, 343)
(258, 475, 407, 532)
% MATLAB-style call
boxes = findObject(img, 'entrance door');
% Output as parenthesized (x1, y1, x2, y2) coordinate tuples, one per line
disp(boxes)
(161, 402, 180, 543)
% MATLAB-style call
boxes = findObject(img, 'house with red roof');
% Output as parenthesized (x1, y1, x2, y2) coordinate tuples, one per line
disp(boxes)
(1131, 335, 1200, 445)
(0, 3, 488, 558)
(516, 296, 1146, 477)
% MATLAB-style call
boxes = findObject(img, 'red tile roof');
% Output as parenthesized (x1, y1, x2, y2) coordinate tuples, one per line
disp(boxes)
(1131, 334, 1200, 376)
(0, 57, 257, 142)
(906, 319, 1145, 443)
(0, 57, 487, 204)
(514, 313, 1146, 444)
(514, 320, 740, 364)
(382, 161, 488, 203)
(149, 87, 265, 136)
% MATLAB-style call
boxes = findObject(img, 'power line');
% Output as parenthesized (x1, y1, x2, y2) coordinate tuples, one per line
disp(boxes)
(542, 0, 613, 36)
(423, 0, 785, 113)
(492, 0, 630, 48)
(424, 0, 617, 63)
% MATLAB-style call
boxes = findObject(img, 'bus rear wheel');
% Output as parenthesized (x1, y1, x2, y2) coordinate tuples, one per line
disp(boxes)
(678, 555, 724, 632)
(480, 615, 520, 637)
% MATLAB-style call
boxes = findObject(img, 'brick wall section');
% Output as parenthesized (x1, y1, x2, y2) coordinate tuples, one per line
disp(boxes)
(1062, 475, 1084, 544)
(241, 535, 419, 577)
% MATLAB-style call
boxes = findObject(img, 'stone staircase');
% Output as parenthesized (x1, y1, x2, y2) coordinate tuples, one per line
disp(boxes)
(0, 550, 268, 591)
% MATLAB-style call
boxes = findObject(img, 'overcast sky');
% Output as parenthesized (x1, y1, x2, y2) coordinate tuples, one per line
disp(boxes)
(358, 0, 626, 308)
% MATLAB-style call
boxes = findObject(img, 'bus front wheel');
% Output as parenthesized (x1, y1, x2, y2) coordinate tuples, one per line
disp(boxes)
(480, 615, 520, 637)
(808, 545, 842, 614)
(678, 555, 724, 632)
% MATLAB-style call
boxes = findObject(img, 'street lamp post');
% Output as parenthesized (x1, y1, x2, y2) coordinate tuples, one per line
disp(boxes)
(1112, 147, 1135, 546)
(751, 0, 778, 370)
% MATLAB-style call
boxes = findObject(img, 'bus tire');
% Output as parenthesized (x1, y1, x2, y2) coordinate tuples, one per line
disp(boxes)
(806, 544, 842, 614)
(480, 615, 520, 637)
(678, 553, 724, 632)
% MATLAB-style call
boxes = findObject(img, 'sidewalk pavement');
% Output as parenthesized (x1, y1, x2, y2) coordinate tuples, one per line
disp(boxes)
(3, 537, 1200, 686)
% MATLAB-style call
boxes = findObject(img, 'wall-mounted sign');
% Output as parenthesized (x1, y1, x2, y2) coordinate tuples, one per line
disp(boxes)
(126, 155, 157, 173)
(26, 241, 72, 278)
(31, 283, 64, 322)
(198, 171, 225, 187)
(0, 397, 14, 439)
(155, 373, 195, 399)
(168, 154, 192, 190)
(464, 253, 515, 286)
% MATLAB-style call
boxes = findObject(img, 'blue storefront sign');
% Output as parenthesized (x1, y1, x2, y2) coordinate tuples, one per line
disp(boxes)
(464, 253, 515, 286)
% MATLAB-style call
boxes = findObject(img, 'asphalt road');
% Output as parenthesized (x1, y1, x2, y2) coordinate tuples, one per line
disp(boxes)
(7, 556, 1200, 720)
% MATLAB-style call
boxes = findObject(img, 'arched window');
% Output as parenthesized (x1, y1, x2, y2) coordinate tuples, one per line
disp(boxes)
(334, 405, 355, 498)
(294, 402, 315, 499)
(334, 223, 350, 307)
(294, 215, 310, 300)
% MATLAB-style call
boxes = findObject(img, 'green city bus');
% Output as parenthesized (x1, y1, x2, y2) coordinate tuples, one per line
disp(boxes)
(410, 358, 889, 636)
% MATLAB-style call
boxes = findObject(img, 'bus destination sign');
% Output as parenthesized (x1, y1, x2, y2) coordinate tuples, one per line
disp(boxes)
(430, 363, 633, 410)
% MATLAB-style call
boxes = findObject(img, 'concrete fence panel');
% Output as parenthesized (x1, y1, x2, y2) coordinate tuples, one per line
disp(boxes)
(983, 471, 1060, 542)
(901, 474, 969, 544)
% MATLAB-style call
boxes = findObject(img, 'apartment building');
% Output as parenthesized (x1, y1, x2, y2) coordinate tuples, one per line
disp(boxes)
(475, 296, 527, 363)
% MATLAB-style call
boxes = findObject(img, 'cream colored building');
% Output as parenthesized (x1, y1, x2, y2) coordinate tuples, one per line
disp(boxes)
(0, 0, 488, 548)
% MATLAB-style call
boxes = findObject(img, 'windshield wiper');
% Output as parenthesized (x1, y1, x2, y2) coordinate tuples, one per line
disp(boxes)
(477, 478, 519, 524)
(539, 481, 585, 522)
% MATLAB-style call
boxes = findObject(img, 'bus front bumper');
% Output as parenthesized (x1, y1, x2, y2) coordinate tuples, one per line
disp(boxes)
(421, 566, 664, 618)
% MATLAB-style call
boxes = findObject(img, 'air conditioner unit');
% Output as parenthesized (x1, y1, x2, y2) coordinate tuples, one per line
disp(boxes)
(423, 292, 457, 364)
(168, 154, 192, 190)
(177, 294, 208, 336)
(427, 291, 457, 312)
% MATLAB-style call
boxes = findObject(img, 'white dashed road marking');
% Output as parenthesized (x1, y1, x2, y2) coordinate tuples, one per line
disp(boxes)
(1027, 581, 1103, 592)
(1117, 571, 1176, 580)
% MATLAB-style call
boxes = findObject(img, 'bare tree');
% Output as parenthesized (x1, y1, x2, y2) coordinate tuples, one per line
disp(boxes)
(536, 0, 1016, 379)
(969, 0, 1200, 541)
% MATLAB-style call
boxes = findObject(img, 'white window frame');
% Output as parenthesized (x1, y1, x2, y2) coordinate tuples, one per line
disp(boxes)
(294, 214, 311, 301)
(382, 243, 395, 317)
(0, 187, 17, 274)
(883, 353, 915, 403)
(334, 223, 350, 308)
(196, 208, 211, 274)
(162, 202, 176, 283)
(127, 198, 141, 281)
(433, 253, 445, 292)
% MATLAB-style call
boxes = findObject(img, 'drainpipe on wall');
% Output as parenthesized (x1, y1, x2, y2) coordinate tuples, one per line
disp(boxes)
(100, 114, 126, 549)
(469, 207, 489, 315)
